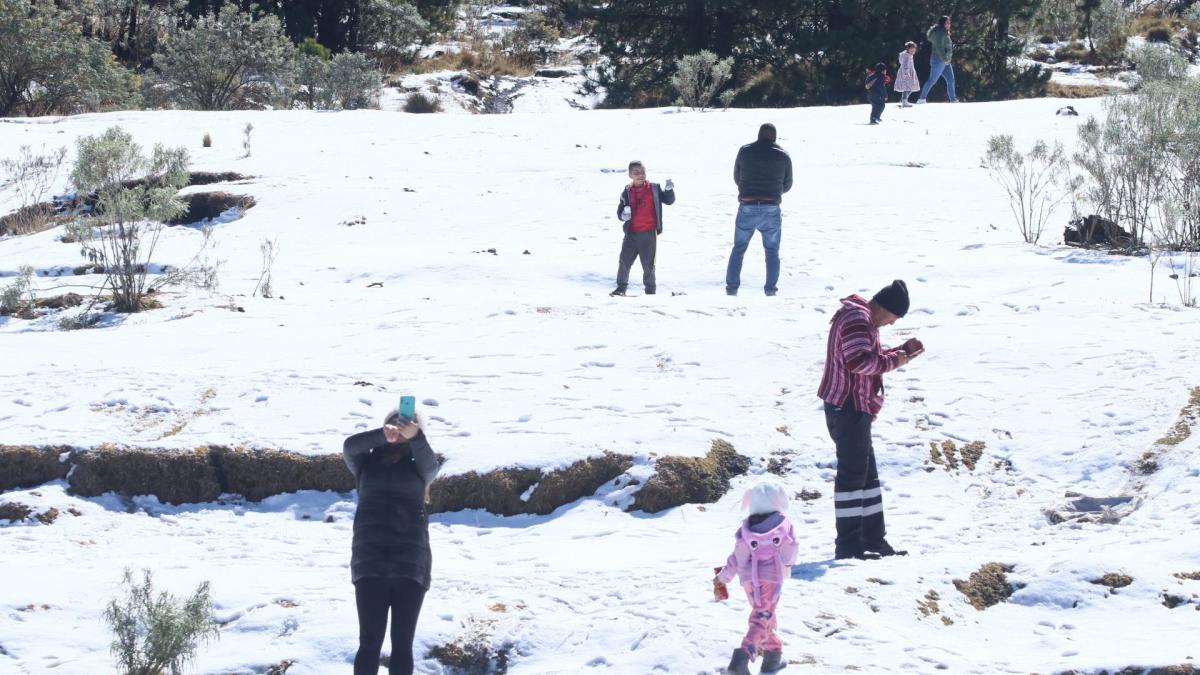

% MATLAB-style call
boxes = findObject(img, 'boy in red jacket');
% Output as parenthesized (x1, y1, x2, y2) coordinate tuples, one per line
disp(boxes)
(611, 161, 676, 296)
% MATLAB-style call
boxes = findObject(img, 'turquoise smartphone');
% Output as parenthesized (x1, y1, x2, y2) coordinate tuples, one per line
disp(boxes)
(398, 396, 416, 423)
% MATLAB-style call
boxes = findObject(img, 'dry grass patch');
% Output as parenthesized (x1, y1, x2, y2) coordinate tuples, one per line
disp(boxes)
(928, 439, 986, 472)
(429, 451, 631, 516)
(0, 445, 72, 491)
(216, 447, 354, 502)
(1174, 571, 1200, 581)
(954, 563, 1015, 610)
(632, 439, 751, 513)
(1090, 573, 1133, 591)
(0, 502, 33, 522)
(407, 45, 534, 78)
(69, 446, 221, 504)
(1155, 387, 1200, 447)
(0, 203, 64, 237)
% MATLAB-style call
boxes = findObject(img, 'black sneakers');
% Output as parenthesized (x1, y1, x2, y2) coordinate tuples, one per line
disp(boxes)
(609, 288, 626, 297)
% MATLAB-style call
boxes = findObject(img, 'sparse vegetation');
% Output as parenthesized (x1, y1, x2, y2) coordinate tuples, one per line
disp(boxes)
(104, 568, 220, 675)
(0, 265, 34, 315)
(0, 145, 68, 236)
(69, 126, 190, 314)
(254, 238, 279, 298)
(983, 134, 1078, 245)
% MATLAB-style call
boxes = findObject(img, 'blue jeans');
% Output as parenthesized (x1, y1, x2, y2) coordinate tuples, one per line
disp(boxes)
(919, 58, 956, 102)
(726, 204, 782, 295)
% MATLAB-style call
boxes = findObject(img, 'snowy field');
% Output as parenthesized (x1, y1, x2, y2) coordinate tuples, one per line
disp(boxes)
(1, 99, 1199, 673)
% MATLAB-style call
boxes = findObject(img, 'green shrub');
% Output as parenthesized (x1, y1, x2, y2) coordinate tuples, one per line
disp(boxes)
(670, 50, 733, 111)
(326, 52, 383, 110)
(70, 126, 189, 313)
(297, 37, 331, 61)
(152, 3, 296, 110)
(104, 568, 219, 675)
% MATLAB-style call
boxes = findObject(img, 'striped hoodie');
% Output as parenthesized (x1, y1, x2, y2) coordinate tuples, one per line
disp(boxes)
(817, 295, 903, 417)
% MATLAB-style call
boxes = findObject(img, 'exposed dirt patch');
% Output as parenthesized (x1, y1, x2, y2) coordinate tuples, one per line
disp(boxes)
(766, 454, 791, 475)
(34, 507, 59, 524)
(1161, 592, 1190, 609)
(169, 192, 256, 225)
(1090, 573, 1133, 591)
(1173, 571, 1200, 581)
(632, 439, 751, 513)
(1155, 387, 1200, 447)
(0, 502, 34, 522)
(954, 563, 1015, 610)
(797, 488, 822, 502)
(0, 445, 72, 491)
(187, 171, 252, 186)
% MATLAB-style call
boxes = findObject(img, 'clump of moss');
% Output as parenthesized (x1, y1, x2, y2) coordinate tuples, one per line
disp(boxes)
(954, 563, 1015, 610)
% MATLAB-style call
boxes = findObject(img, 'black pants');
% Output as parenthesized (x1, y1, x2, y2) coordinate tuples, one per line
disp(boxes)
(355, 577, 426, 675)
(616, 230, 657, 293)
(825, 401, 885, 555)
(869, 93, 885, 123)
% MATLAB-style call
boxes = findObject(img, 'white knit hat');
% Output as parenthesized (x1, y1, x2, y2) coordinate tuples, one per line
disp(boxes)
(741, 482, 789, 516)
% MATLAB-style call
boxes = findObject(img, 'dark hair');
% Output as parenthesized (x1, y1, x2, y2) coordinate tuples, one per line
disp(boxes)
(757, 123, 777, 142)
(904, 40, 916, 49)
(628, 160, 644, 172)
(377, 411, 413, 463)
(939, 15, 951, 28)
(875, 62, 887, 71)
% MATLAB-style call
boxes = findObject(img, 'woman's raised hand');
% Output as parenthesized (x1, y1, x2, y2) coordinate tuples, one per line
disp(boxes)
(383, 416, 421, 444)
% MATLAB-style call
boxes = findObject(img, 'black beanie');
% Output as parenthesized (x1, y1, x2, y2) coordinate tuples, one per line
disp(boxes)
(872, 279, 910, 317)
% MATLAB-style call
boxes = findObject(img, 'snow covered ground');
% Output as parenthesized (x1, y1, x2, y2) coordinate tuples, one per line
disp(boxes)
(2, 98, 1199, 673)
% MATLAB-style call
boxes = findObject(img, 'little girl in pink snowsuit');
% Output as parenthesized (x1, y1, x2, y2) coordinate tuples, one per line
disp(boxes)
(715, 483, 799, 675)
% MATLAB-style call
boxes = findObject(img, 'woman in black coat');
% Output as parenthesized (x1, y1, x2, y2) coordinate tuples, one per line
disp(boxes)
(343, 409, 439, 674)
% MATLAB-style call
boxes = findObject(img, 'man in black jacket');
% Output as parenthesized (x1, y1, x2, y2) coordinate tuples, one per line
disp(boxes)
(727, 123, 793, 296)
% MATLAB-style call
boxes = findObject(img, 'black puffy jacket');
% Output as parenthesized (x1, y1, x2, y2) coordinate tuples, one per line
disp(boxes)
(343, 429, 439, 587)
(733, 140, 794, 201)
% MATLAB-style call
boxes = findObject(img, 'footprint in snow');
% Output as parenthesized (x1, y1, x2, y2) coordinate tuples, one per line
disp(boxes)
(583, 361, 615, 368)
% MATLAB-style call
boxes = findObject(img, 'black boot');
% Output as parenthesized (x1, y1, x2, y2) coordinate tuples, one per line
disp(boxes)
(761, 650, 786, 673)
(727, 648, 752, 675)
(609, 288, 626, 297)
(865, 539, 907, 557)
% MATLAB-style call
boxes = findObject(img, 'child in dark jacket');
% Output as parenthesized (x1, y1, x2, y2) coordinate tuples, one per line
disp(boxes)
(611, 160, 675, 297)
(865, 62, 889, 125)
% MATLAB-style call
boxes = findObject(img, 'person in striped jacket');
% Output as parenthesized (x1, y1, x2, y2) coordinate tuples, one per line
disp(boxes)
(817, 280, 923, 560)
